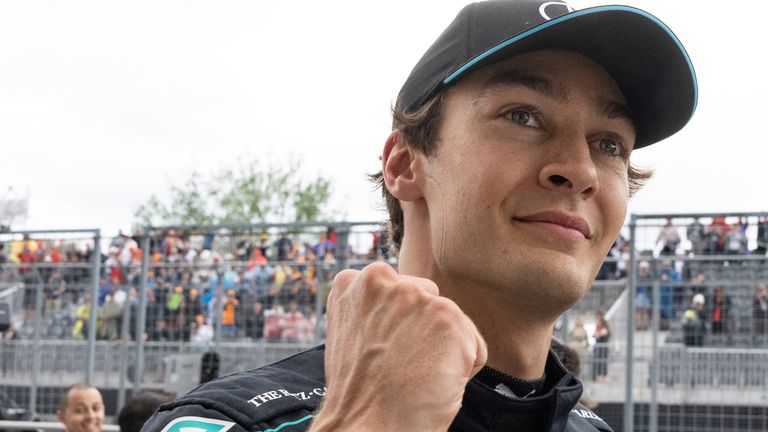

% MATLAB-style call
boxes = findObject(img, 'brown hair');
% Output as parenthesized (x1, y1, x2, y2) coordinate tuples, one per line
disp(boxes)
(371, 91, 653, 254)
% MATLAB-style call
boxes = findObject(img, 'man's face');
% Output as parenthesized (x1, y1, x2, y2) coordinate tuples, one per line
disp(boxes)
(417, 49, 633, 311)
(57, 387, 104, 432)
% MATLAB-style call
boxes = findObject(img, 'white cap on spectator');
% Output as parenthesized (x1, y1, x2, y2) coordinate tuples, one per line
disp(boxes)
(692, 294, 705, 305)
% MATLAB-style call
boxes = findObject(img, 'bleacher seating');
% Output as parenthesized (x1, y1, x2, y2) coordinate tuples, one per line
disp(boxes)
(653, 345, 768, 388)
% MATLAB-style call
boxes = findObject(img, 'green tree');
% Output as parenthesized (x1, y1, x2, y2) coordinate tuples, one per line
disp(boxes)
(134, 158, 334, 227)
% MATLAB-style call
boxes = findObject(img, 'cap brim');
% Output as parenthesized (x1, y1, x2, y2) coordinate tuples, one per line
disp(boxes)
(443, 6, 698, 148)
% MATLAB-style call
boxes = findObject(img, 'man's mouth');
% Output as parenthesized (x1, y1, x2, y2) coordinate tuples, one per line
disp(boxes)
(514, 211, 592, 240)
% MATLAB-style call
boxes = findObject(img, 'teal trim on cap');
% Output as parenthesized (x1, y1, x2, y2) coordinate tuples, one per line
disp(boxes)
(262, 414, 314, 432)
(443, 5, 698, 121)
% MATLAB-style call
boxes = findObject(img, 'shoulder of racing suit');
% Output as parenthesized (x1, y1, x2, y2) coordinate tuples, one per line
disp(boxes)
(141, 345, 612, 432)
(141, 345, 326, 432)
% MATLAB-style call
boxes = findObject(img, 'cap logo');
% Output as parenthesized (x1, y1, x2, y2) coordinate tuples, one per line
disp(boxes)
(538, 2, 575, 20)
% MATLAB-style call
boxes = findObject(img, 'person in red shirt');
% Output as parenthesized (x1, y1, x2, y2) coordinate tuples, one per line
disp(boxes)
(17, 243, 35, 273)
(709, 286, 732, 336)
(247, 248, 268, 271)
(51, 245, 62, 264)
(281, 301, 306, 342)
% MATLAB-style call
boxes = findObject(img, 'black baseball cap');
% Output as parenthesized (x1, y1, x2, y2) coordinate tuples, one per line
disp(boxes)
(397, 0, 697, 148)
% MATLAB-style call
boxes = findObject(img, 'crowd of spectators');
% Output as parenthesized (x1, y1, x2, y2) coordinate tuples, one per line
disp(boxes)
(596, 216, 768, 282)
(93, 228, 336, 344)
(584, 216, 768, 351)
(680, 281, 768, 347)
(2, 216, 768, 346)
(0, 235, 92, 326)
(629, 254, 768, 346)
(1, 227, 391, 344)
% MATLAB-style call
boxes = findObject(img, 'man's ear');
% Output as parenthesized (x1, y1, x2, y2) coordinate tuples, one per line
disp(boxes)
(382, 130, 424, 202)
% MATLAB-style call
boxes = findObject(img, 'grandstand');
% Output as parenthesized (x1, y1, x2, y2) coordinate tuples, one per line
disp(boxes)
(1, 214, 767, 431)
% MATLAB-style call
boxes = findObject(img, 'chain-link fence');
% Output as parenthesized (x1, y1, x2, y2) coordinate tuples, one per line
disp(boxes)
(0, 222, 390, 417)
(0, 229, 100, 420)
(557, 213, 768, 432)
(2, 216, 768, 430)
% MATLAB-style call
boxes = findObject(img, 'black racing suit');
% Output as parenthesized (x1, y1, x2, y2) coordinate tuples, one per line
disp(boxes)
(141, 345, 612, 432)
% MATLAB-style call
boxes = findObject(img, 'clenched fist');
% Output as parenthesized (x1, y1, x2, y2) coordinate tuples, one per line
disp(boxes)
(310, 262, 487, 431)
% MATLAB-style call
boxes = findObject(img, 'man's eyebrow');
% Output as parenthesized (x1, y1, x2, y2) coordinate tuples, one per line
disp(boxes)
(600, 100, 636, 133)
(479, 71, 569, 103)
(478, 70, 637, 134)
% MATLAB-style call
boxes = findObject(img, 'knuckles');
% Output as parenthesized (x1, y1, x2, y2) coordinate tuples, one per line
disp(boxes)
(425, 296, 464, 323)
(331, 269, 360, 293)
(357, 261, 397, 287)
(329, 263, 400, 308)
(330, 262, 465, 332)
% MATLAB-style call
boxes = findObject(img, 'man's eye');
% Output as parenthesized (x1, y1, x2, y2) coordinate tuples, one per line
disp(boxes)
(505, 109, 539, 127)
(597, 137, 622, 156)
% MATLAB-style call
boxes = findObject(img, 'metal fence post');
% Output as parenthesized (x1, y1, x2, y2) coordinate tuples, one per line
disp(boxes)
(29, 271, 44, 416)
(335, 223, 350, 272)
(623, 215, 637, 432)
(314, 258, 326, 343)
(650, 275, 660, 432)
(135, 233, 151, 393)
(117, 297, 131, 412)
(86, 230, 101, 385)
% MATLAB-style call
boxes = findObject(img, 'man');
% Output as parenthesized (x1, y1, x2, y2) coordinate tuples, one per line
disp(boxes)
(0, 244, 7, 276)
(687, 217, 705, 255)
(754, 282, 768, 346)
(757, 216, 768, 255)
(656, 218, 680, 256)
(708, 285, 732, 337)
(57, 384, 104, 432)
(682, 293, 706, 347)
(142, 0, 696, 431)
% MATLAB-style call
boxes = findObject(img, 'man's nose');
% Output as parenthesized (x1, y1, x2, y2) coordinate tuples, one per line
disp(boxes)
(538, 136, 600, 199)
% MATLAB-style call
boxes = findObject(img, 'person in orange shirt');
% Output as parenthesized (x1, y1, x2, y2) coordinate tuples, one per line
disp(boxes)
(222, 289, 239, 340)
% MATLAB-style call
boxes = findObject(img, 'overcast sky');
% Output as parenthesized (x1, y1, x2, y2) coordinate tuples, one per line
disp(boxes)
(0, 0, 766, 240)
